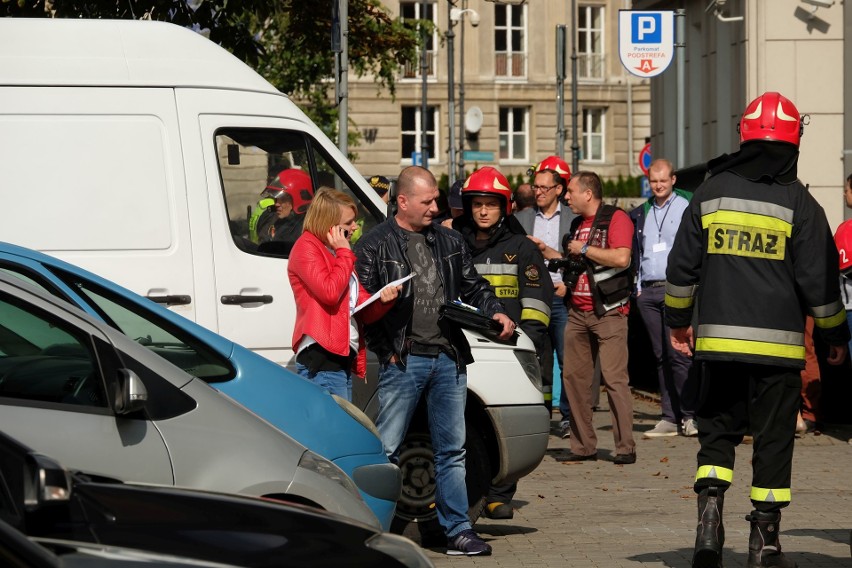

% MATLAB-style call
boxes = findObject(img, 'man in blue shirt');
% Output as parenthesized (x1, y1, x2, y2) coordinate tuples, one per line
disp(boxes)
(630, 159, 696, 438)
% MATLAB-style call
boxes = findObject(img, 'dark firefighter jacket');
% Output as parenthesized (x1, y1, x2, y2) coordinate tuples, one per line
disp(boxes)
(664, 143, 850, 369)
(453, 214, 554, 348)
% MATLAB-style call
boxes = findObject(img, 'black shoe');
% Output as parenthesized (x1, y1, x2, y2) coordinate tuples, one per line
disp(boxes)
(613, 453, 636, 465)
(483, 502, 514, 520)
(557, 451, 597, 462)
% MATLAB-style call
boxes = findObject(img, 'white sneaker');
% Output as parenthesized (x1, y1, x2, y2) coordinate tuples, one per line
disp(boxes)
(682, 418, 698, 437)
(643, 420, 679, 438)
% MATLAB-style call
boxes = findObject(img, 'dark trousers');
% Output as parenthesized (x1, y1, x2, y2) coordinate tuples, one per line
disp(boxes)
(636, 285, 695, 423)
(695, 361, 801, 512)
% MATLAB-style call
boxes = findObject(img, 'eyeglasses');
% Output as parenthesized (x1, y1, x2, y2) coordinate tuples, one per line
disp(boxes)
(471, 202, 502, 211)
(531, 184, 560, 193)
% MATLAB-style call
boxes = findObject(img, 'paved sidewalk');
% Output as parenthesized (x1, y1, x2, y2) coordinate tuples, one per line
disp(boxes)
(423, 391, 852, 567)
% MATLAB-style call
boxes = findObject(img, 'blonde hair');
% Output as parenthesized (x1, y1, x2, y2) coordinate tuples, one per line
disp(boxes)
(302, 186, 357, 238)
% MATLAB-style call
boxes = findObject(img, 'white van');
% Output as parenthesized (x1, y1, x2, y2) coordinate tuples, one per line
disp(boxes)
(0, 18, 548, 524)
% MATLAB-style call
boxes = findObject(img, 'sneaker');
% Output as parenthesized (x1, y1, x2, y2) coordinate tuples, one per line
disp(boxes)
(483, 501, 514, 520)
(446, 529, 492, 556)
(796, 418, 817, 438)
(643, 420, 679, 438)
(559, 421, 571, 439)
(682, 418, 699, 437)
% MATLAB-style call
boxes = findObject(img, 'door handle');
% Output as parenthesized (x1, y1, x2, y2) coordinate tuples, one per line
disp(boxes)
(220, 295, 274, 305)
(146, 294, 192, 306)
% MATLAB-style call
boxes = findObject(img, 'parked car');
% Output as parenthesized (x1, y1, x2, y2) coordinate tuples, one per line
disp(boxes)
(0, 518, 241, 568)
(0, 241, 399, 530)
(0, 431, 432, 568)
(0, 272, 379, 529)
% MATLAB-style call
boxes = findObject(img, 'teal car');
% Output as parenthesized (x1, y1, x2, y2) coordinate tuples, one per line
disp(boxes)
(0, 241, 400, 530)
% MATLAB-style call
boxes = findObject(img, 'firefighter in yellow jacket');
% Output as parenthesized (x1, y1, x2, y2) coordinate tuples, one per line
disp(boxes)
(665, 92, 850, 568)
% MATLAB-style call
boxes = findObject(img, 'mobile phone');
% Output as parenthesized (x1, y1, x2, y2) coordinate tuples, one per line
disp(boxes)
(342, 229, 350, 239)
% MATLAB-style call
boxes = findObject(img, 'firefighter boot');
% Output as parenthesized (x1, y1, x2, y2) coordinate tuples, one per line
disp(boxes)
(746, 510, 797, 568)
(692, 487, 725, 568)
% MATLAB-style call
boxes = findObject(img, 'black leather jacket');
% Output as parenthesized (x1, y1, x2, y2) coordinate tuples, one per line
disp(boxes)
(354, 216, 505, 366)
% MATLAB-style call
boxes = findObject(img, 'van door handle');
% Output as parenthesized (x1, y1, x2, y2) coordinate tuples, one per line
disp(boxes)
(146, 294, 192, 306)
(220, 295, 273, 305)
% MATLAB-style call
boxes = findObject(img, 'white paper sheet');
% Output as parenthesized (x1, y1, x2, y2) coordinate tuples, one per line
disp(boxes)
(352, 273, 415, 315)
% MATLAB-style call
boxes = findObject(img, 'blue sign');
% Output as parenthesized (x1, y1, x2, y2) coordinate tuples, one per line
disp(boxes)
(638, 142, 652, 177)
(631, 13, 662, 43)
(641, 177, 651, 198)
(462, 151, 495, 162)
(411, 151, 422, 166)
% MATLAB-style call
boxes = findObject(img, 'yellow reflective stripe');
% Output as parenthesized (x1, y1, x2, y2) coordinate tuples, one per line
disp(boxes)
(701, 210, 793, 237)
(699, 324, 802, 346)
(666, 293, 695, 309)
(813, 309, 847, 330)
(750, 486, 791, 503)
(521, 307, 550, 326)
(521, 297, 551, 317)
(696, 337, 805, 360)
(695, 465, 734, 483)
(483, 274, 519, 288)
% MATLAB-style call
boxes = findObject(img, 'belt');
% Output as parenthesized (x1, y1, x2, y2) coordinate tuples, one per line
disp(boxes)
(642, 280, 666, 288)
(407, 340, 455, 359)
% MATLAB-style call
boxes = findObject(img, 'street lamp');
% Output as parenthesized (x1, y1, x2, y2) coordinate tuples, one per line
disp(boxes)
(448, 4, 479, 184)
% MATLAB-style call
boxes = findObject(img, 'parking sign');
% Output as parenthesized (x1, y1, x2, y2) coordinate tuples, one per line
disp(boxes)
(618, 10, 674, 78)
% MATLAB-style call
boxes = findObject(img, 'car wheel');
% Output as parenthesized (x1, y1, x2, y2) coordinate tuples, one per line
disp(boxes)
(392, 422, 490, 530)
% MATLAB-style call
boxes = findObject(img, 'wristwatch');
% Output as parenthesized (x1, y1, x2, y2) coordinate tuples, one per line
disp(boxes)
(580, 243, 589, 256)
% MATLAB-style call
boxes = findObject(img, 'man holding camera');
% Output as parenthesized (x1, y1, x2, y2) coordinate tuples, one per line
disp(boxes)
(559, 171, 637, 464)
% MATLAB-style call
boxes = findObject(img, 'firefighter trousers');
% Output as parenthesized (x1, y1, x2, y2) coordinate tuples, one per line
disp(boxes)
(694, 361, 801, 512)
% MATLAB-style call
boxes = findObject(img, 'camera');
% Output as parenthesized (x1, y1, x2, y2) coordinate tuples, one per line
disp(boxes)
(547, 256, 586, 289)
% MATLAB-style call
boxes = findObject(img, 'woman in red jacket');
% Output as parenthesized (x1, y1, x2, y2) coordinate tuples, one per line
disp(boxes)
(288, 187, 399, 400)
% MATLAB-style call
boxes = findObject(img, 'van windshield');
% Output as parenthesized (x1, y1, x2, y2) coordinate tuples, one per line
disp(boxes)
(214, 128, 383, 258)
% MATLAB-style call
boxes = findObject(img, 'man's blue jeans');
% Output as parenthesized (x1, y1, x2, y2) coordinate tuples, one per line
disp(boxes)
(376, 353, 470, 538)
(296, 364, 352, 401)
(550, 297, 571, 423)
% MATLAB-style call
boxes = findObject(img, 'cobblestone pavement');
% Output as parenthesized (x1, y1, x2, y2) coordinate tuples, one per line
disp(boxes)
(420, 391, 852, 567)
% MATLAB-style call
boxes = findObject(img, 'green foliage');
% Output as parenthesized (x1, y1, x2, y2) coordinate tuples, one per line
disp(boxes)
(602, 174, 644, 198)
(438, 173, 449, 192)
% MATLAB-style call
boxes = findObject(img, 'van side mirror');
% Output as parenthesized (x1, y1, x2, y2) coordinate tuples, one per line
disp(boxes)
(114, 369, 148, 415)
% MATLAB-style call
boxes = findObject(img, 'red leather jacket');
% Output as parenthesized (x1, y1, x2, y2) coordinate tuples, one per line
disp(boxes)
(288, 231, 392, 378)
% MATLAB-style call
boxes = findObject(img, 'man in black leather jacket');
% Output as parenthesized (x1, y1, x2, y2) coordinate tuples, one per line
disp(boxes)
(355, 166, 513, 556)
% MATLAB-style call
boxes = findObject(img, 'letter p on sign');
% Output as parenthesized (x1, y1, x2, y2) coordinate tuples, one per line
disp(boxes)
(632, 13, 661, 43)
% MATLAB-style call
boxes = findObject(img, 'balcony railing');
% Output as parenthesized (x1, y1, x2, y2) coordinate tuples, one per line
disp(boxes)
(403, 52, 435, 79)
(578, 53, 605, 80)
(495, 52, 526, 78)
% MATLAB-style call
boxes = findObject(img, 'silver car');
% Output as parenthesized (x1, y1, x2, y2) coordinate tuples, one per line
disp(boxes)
(0, 273, 379, 528)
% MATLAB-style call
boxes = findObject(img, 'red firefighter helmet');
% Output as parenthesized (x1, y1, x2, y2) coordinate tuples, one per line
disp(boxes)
(738, 92, 803, 147)
(262, 169, 314, 215)
(462, 167, 513, 216)
(834, 219, 852, 273)
(533, 155, 572, 178)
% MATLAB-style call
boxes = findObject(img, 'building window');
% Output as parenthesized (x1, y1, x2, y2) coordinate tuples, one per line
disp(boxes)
(401, 106, 438, 162)
(494, 4, 526, 78)
(400, 1, 436, 79)
(499, 107, 528, 162)
(582, 108, 605, 162)
(578, 5, 604, 80)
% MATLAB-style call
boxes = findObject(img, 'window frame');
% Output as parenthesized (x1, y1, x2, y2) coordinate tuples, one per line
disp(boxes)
(401, 105, 440, 164)
(577, 4, 605, 81)
(498, 106, 529, 164)
(494, 3, 528, 80)
(581, 107, 606, 163)
(399, 1, 438, 80)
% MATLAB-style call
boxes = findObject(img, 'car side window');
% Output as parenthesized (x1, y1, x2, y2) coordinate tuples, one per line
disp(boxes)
(0, 293, 107, 408)
(214, 128, 384, 257)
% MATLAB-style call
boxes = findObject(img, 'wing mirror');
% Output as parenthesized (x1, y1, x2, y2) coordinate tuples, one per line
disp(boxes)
(114, 369, 148, 415)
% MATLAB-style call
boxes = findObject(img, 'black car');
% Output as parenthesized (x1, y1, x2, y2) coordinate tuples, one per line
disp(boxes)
(0, 431, 432, 568)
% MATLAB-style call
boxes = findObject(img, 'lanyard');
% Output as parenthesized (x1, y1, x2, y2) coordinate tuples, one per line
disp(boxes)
(652, 197, 673, 238)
